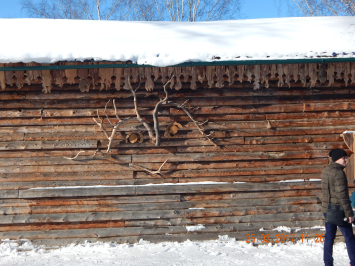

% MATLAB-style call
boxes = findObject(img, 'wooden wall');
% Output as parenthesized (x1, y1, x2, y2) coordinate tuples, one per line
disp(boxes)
(0, 63, 354, 246)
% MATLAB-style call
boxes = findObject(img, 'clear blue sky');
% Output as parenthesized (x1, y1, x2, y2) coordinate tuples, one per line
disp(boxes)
(0, 0, 291, 19)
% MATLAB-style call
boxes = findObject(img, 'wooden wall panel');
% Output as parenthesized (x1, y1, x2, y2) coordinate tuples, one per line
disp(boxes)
(1, 63, 354, 245)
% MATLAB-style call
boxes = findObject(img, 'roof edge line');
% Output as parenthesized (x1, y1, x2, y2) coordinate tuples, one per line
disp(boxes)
(0, 58, 355, 71)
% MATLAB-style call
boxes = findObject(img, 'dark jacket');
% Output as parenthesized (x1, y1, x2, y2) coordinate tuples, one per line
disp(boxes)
(321, 161, 354, 218)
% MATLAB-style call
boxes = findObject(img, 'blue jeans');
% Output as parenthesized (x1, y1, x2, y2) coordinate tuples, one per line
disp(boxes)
(324, 214, 355, 266)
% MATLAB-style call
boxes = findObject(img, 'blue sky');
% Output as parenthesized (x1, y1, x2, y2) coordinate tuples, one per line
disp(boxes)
(0, 0, 290, 19)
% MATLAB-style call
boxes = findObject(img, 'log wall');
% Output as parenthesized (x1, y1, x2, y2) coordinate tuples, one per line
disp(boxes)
(0, 62, 354, 246)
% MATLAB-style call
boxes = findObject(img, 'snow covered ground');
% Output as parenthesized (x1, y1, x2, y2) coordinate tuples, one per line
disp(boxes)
(0, 236, 351, 266)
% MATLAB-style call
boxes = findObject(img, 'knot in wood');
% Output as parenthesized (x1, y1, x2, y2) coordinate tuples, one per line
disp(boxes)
(173, 210, 180, 215)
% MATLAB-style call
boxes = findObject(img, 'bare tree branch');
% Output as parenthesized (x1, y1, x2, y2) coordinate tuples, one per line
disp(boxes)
(129, 159, 168, 176)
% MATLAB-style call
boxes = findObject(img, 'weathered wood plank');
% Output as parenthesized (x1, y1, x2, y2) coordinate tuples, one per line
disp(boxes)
(163, 87, 350, 99)
(29, 196, 316, 214)
(41, 108, 169, 117)
(0, 221, 125, 232)
(0, 209, 185, 224)
(0, 92, 26, 100)
(0, 156, 132, 167)
(0, 220, 324, 240)
(0, 109, 42, 118)
(25, 91, 158, 100)
(245, 134, 342, 145)
(176, 142, 345, 154)
(0, 190, 18, 199)
(177, 174, 320, 184)
(23, 130, 226, 141)
(132, 150, 329, 163)
(102, 137, 244, 149)
(0, 97, 259, 109)
(26, 226, 327, 246)
(0, 133, 24, 141)
(182, 189, 320, 202)
(136, 165, 324, 179)
(0, 195, 181, 207)
(0, 171, 132, 182)
(228, 125, 355, 137)
(0, 162, 131, 174)
(185, 204, 322, 218)
(135, 182, 322, 195)
(266, 110, 355, 120)
(0, 180, 137, 190)
(0, 140, 97, 150)
(131, 158, 328, 171)
(19, 186, 136, 198)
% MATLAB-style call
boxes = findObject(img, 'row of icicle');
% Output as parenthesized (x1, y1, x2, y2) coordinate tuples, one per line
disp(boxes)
(0, 62, 354, 93)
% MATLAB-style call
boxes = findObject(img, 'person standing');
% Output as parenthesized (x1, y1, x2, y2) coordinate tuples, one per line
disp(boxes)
(321, 148, 355, 266)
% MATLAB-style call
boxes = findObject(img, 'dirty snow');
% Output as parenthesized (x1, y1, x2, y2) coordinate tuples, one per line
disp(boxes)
(0, 236, 352, 266)
(0, 17, 354, 66)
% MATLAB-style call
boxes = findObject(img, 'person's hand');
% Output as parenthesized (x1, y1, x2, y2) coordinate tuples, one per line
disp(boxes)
(348, 217, 354, 223)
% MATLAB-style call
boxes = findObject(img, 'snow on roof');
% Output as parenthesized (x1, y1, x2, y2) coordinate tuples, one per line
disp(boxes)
(0, 17, 354, 67)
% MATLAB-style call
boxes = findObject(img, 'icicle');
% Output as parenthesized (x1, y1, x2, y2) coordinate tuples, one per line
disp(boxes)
(114, 67, 123, 91)
(196, 66, 205, 84)
(215, 66, 225, 88)
(344, 62, 350, 87)
(174, 67, 182, 90)
(0, 70, 5, 90)
(65, 63, 78, 85)
(205, 66, 215, 88)
(327, 63, 335, 87)
(5, 66, 14, 87)
(15, 71, 25, 89)
(168, 67, 175, 89)
(160, 67, 168, 84)
(79, 79, 90, 92)
(88, 65, 99, 89)
(270, 64, 277, 79)
(299, 64, 307, 87)
(78, 68, 89, 92)
(335, 62, 345, 80)
(277, 64, 284, 87)
(42, 70, 53, 93)
(260, 65, 269, 88)
(153, 67, 160, 81)
(226, 66, 236, 85)
(318, 63, 327, 84)
(236, 65, 244, 83)
(351, 62, 355, 85)
(253, 65, 260, 90)
(182, 67, 190, 83)
(289, 64, 299, 83)
(123, 68, 131, 90)
(283, 65, 290, 88)
(308, 64, 317, 88)
(245, 65, 253, 83)
(190, 67, 197, 90)
(99, 67, 113, 91)
(145, 67, 154, 91)
(25, 63, 41, 86)
(131, 68, 139, 83)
